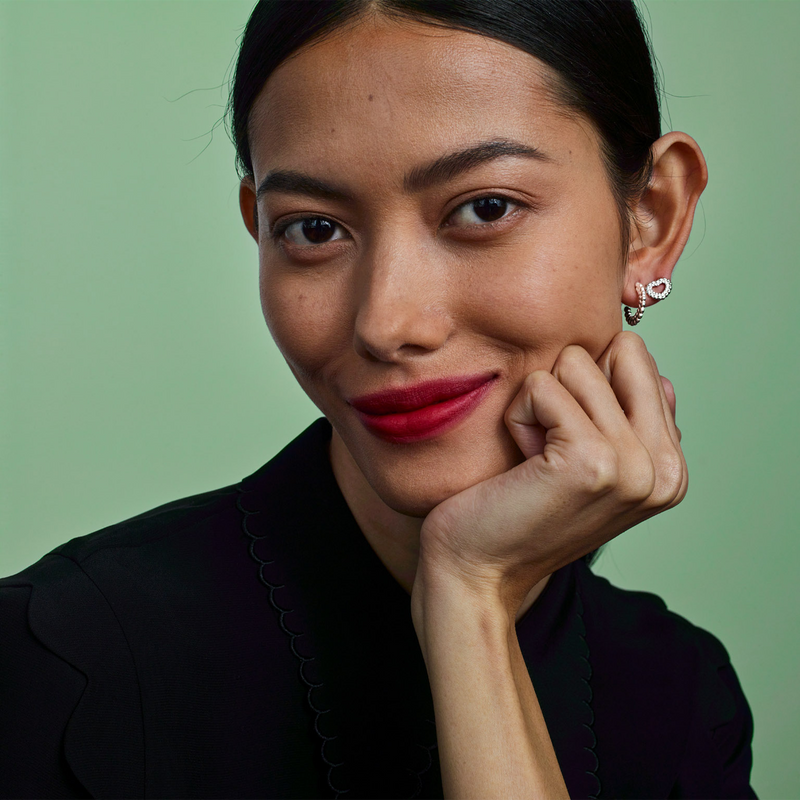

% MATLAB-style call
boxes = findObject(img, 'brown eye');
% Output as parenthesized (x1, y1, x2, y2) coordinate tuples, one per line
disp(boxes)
(282, 217, 344, 245)
(447, 196, 515, 227)
(472, 197, 508, 221)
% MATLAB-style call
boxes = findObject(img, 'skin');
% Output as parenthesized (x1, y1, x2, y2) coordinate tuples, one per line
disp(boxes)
(239, 14, 707, 797)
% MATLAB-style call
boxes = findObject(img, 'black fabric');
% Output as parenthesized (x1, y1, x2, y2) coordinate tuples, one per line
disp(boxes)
(0, 418, 756, 799)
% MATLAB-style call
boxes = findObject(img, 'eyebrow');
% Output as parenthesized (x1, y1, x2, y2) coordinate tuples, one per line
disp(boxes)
(255, 139, 549, 201)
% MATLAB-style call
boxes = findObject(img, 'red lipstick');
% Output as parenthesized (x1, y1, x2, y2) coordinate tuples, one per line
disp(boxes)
(349, 373, 497, 443)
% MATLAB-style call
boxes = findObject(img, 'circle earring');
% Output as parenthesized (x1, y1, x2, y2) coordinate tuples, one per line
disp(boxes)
(624, 282, 647, 326)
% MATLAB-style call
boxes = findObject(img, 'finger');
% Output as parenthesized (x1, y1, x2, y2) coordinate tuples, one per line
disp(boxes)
(596, 336, 679, 455)
(648, 355, 682, 447)
(601, 334, 686, 506)
(648, 357, 687, 502)
(550, 344, 659, 502)
(599, 333, 672, 436)
(551, 345, 643, 450)
(505, 370, 611, 470)
(660, 375, 681, 442)
(660, 375, 676, 419)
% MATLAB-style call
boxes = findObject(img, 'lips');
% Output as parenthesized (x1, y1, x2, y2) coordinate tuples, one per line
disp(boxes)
(349, 373, 497, 443)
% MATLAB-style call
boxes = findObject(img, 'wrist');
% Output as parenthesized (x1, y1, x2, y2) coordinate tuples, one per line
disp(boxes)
(411, 555, 516, 655)
(412, 536, 548, 631)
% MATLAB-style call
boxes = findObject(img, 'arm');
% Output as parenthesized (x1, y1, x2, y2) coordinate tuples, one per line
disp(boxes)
(0, 582, 88, 798)
(1, 556, 145, 799)
(412, 333, 687, 798)
(412, 566, 568, 799)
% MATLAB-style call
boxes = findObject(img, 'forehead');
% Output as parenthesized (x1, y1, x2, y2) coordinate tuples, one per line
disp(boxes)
(247, 16, 599, 180)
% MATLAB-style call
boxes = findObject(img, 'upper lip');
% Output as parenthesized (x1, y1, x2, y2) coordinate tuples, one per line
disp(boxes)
(349, 373, 497, 415)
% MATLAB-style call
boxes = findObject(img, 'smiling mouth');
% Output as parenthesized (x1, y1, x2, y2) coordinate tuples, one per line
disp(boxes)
(348, 373, 498, 443)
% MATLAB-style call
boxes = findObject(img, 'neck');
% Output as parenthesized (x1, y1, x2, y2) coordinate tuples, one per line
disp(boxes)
(330, 430, 423, 594)
(329, 428, 550, 621)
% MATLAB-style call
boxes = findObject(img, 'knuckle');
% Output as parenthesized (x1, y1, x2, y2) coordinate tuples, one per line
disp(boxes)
(577, 441, 619, 494)
(672, 476, 689, 507)
(648, 448, 687, 507)
(520, 371, 559, 410)
(613, 330, 649, 360)
(675, 470, 689, 504)
(616, 329, 646, 349)
(553, 345, 590, 377)
(619, 454, 657, 504)
(523, 370, 551, 394)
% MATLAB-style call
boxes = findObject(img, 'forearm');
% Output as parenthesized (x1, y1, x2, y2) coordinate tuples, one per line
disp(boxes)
(412, 563, 569, 800)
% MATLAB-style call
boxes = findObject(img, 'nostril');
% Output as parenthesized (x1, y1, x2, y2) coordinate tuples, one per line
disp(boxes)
(351, 246, 454, 361)
(353, 303, 453, 363)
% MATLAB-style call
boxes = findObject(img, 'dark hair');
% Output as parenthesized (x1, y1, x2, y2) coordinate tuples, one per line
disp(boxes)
(229, 0, 661, 247)
(229, 0, 662, 569)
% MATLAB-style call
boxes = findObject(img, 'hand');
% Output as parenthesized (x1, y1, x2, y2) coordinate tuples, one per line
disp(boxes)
(416, 331, 687, 617)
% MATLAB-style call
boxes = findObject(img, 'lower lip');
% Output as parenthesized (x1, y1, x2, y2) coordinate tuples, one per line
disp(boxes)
(354, 378, 497, 444)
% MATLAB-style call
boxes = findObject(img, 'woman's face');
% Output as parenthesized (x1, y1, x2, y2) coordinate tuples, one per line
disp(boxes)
(245, 17, 627, 517)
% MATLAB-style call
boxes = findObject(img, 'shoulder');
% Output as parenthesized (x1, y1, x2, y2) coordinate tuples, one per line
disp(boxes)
(55, 482, 242, 567)
(0, 476, 251, 693)
(0, 475, 247, 698)
(0, 475, 245, 652)
(0, 459, 296, 797)
(0, 481, 244, 663)
(575, 562, 756, 798)
(0, 418, 337, 673)
(2, 482, 242, 598)
(575, 560, 741, 729)
(0, 417, 335, 643)
(576, 560, 729, 667)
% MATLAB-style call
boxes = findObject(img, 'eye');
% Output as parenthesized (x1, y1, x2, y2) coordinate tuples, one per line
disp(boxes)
(446, 196, 516, 227)
(276, 216, 346, 246)
(273, 196, 520, 248)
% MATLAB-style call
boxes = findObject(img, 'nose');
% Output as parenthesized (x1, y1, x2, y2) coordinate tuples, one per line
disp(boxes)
(352, 236, 453, 363)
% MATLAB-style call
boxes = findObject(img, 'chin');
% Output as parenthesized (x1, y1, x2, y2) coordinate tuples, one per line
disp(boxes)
(357, 427, 524, 519)
(368, 473, 468, 519)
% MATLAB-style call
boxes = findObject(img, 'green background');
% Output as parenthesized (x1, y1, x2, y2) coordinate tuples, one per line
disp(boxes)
(1, 1, 797, 796)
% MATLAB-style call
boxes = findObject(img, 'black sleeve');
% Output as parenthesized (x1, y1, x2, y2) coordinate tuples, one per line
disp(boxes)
(669, 637, 757, 800)
(712, 660, 757, 799)
(1, 554, 145, 799)
(0, 581, 89, 799)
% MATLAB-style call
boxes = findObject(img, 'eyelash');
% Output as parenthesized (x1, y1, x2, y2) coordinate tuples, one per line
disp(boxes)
(269, 194, 526, 247)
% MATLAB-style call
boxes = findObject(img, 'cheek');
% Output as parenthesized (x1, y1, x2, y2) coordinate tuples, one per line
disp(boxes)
(259, 264, 347, 384)
(460, 203, 623, 362)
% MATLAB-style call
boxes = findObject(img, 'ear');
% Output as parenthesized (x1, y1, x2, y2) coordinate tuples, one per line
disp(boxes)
(239, 176, 259, 243)
(622, 131, 708, 308)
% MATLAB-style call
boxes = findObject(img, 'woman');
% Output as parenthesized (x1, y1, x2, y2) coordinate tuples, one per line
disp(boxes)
(0, 1, 755, 798)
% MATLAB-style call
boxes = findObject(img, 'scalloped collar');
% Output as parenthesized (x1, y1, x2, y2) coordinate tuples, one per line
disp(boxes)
(238, 418, 600, 799)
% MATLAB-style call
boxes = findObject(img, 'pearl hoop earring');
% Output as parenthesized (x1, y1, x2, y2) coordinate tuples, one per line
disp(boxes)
(624, 278, 672, 326)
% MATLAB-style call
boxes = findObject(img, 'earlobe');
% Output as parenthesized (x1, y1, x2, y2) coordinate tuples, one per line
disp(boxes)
(622, 131, 708, 311)
(239, 177, 259, 242)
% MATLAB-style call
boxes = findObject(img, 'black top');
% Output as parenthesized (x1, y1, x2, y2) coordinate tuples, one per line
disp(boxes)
(0, 419, 756, 799)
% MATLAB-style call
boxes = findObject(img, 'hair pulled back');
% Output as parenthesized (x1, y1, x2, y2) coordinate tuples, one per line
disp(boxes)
(230, 1, 660, 567)
(229, 0, 661, 229)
